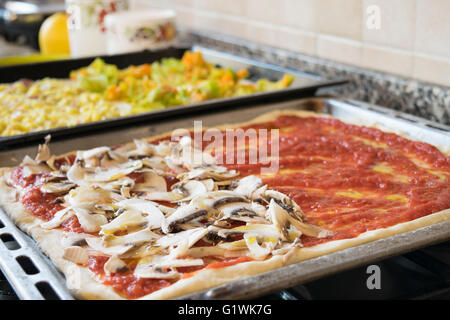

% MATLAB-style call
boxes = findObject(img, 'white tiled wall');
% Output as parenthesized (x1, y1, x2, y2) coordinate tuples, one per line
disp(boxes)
(132, 0, 450, 87)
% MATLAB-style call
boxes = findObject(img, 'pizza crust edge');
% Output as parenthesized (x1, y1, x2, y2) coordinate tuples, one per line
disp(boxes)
(0, 109, 449, 300)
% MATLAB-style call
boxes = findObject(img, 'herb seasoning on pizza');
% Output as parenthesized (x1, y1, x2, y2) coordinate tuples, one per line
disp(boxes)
(0, 110, 449, 300)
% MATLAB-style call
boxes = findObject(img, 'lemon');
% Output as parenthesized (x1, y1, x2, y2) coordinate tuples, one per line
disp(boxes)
(39, 13, 70, 55)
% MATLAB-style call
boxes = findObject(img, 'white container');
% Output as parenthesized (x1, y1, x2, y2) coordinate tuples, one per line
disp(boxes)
(65, 0, 130, 58)
(104, 9, 176, 55)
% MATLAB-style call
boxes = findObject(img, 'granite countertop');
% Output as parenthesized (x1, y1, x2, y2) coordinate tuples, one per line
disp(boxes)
(181, 29, 450, 126)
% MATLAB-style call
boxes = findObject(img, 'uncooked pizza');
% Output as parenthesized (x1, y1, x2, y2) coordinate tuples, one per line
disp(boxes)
(0, 110, 449, 299)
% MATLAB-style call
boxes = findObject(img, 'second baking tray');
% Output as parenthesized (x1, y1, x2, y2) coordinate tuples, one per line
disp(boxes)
(0, 46, 347, 149)
(0, 97, 448, 299)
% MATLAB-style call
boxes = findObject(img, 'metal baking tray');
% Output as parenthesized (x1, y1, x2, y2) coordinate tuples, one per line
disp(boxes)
(0, 97, 448, 299)
(0, 46, 347, 149)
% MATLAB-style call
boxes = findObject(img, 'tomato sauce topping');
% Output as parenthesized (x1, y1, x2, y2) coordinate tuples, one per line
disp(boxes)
(21, 186, 64, 221)
(88, 256, 174, 299)
(88, 254, 252, 298)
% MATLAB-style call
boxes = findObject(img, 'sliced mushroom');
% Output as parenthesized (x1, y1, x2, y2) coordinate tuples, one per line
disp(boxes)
(120, 245, 165, 260)
(251, 202, 268, 217)
(171, 180, 208, 202)
(65, 186, 121, 209)
(187, 246, 226, 258)
(99, 152, 126, 169)
(20, 158, 51, 178)
(89, 160, 143, 182)
(115, 199, 166, 230)
(218, 202, 257, 218)
(168, 136, 190, 166)
(174, 146, 216, 170)
(267, 201, 295, 241)
(100, 210, 147, 235)
(244, 234, 271, 260)
(135, 253, 204, 277)
(165, 157, 185, 175)
(204, 226, 245, 242)
(191, 191, 249, 211)
(251, 185, 268, 201)
(68, 159, 143, 184)
(121, 186, 131, 198)
(168, 228, 210, 259)
(80, 146, 110, 159)
(157, 228, 205, 248)
(142, 157, 169, 171)
(142, 191, 184, 202)
(104, 255, 129, 275)
(86, 237, 134, 256)
(155, 203, 176, 216)
(201, 179, 216, 191)
(77, 147, 110, 164)
(178, 166, 239, 181)
(40, 181, 76, 194)
(268, 199, 331, 240)
(218, 239, 249, 251)
(214, 180, 233, 188)
(263, 190, 304, 220)
(231, 175, 262, 198)
(73, 207, 108, 233)
(112, 143, 136, 156)
(230, 224, 281, 239)
(132, 171, 167, 193)
(224, 215, 268, 224)
(21, 155, 39, 166)
(271, 239, 302, 257)
(171, 135, 217, 169)
(45, 156, 58, 171)
(44, 172, 67, 182)
(153, 257, 204, 269)
(92, 203, 118, 214)
(61, 232, 88, 248)
(107, 228, 160, 246)
(99, 177, 135, 192)
(62, 246, 89, 266)
(86, 229, 159, 256)
(127, 139, 155, 158)
(35, 135, 51, 162)
(223, 249, 251, 258)
(134, 264, 180, 279)
(40, 207, 74, 229)
(153, 140, 173, 157)
(66, 162, 88, 186)
(161, 205, 208, 234)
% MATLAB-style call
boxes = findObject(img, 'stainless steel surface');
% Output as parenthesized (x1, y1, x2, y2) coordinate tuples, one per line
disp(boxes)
(0, 97, 448, 299)
(0, 208, 73, 299)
